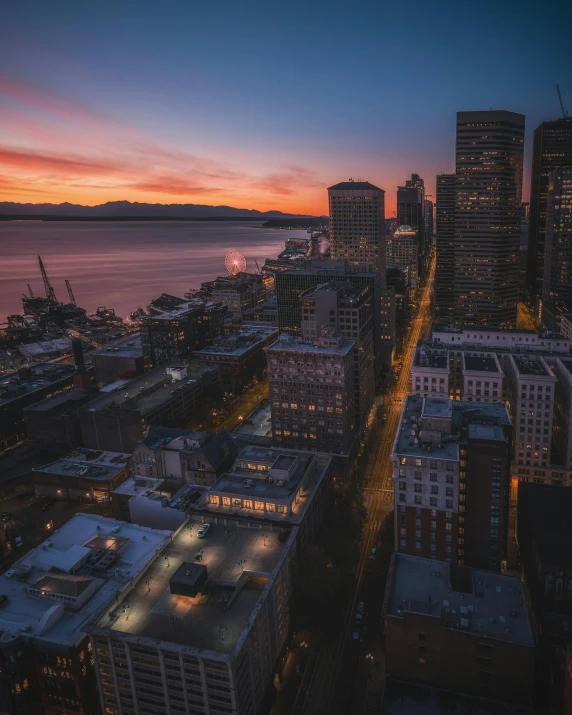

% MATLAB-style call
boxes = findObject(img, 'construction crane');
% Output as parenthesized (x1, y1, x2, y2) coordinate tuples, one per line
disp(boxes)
(27, 284, 34, 298)
(37, 254, 57, 302)
(557, 84, 569, 118)
(65, 279, 76, 306)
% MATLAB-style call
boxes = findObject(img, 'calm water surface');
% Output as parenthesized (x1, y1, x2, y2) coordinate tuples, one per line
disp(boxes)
(0, 222, 305, 321)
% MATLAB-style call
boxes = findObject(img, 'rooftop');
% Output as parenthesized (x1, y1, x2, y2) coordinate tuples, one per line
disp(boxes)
(0, 514, 171, 647)
(93, 520, 297, 655)
(33, 448, 131, 481)
(414, 349, 448, 370)
(193, 326, 278, 358)
(92, 334, 142, 359)
(328, 180, 383, 192)
(144, 297, 213, 321)
(265, 334, 355, 356)
(0, 363, 75, 408)
(79, 362, 217, 416)
(463, 355, 501, 373)
(385, 553, 534, 647)
(511, 355, 554, 378)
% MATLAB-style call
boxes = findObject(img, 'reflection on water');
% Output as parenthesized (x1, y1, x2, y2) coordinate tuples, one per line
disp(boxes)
(0, 221, 303, 320)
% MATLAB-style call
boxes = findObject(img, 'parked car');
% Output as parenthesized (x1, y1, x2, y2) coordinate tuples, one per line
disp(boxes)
(198, 523, 211, 539)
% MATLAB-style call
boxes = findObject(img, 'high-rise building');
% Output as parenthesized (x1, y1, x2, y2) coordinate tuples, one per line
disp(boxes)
(265, 331, 357, 456)
(454, 111, 525, 328)
(386, 225, 419, 295)
(526, 117, 572, 300)
(435, 174, 456, 322)
(274, 260, 394, 379)
(542, 168, 572, 315)
(398, 175, 425, 275)
(328, 180, 386, 274)
(392, 396, 512, 571)
(424, 198, 434, 246)
(299, 282, 375, 429)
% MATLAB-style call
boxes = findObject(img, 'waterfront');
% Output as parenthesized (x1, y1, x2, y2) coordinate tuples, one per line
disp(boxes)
(0, 221, 305, 321)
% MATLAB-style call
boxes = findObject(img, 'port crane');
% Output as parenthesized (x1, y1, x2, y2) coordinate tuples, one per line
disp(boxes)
(65, 279, 77, 306)
(37, 254, 57, 302)
(27, 284, 34, 298)
(557, 84, 569, 118)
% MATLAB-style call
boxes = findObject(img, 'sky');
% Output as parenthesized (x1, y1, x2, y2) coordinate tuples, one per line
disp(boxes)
(0, 0, 570, 216)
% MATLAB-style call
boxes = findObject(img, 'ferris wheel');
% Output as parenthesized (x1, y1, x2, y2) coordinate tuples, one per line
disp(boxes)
(225, 250, 247, 275)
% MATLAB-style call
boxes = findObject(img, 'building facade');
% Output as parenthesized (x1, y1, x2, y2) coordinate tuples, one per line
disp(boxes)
(526, 117, 572, 300)
(386, 225, 419, 295)
(435, 173, 456, 322)
(397, 174, 425, 275)
(328, 180, 386, 274)
(454, 111, 525, 328)
(542, 168, 572, 317)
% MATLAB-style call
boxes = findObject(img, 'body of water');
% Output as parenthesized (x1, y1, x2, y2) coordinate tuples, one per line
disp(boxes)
(0, 221, 307, 322)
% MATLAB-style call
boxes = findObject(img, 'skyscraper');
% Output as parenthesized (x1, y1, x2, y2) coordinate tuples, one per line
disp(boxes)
(454, 110, 525, 328)
(386, 225, 418, 295)
(397, 174, 425, 275)
(526, 117, 572, 300)
(542, 168, 572, 315)
(435, 173, 456, 322)
(328, 180, 386, 274)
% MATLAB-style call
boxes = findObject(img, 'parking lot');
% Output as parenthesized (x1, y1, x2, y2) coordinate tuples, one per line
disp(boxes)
(1, 493, 112, 572)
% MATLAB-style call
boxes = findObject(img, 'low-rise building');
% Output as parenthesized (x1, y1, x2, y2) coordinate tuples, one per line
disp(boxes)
(91, 334, 144, 386)
(432, 326, 569, 354)
(201, 272, 266, 318)
(461, 353, 503, 402)
(383, 553, 535, 705)
(197, 444, 333, 551)
(88, 519, 297, 715)
(132, 426, 237, 486)
(0, 514, 171, 715)
(561, 314, 572, 342)
(33, 448, 131, 502)
(79, 362, 221, 453)
(193, 325, 278, 396)
(242, 298, 278, 325)
(266, 331, 357, 456)
(0, 363, 76, 452)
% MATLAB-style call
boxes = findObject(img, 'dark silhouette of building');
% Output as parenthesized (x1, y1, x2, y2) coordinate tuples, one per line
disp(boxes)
(526, 117, 572, 300)
(542, 168, 572, 324)
(398, 174, 426, 276)
(454, 111, 525, 328)
(435, 174, 456, 322)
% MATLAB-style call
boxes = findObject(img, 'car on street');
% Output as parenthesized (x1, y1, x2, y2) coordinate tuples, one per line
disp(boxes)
(370, 548, 377, 559)
(198, 523, 211, 538)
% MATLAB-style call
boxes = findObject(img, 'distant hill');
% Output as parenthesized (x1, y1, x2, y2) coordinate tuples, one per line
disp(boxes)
(0, 201, 314, 221)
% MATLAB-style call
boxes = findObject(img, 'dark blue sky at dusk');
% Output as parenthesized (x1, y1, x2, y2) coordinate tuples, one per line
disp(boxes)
(0, 0, 570, 214)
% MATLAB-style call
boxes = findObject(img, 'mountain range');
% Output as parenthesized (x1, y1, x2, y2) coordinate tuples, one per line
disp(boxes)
(0, 201, 313, 220)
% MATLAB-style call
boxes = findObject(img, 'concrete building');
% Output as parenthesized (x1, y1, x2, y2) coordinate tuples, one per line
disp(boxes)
(561, 314, 572, 342)
(193, 325, 278, 396)
(201, 273, 266, 319)
(435, 173, 456, 323)
(461, 353, 503, 403)
(383, 553, 535, 705)
(299, 282, 374, 430)
(432, 325, 570, 353)
(506, 354, 557, 471)
(0, 363, 76, 452)
(398, 174, 426, 275)
(328, 180, 386, 274)
(526, 116, 572, 300)
(24, 388, 94, 449)
(132, 426, 237, 486)
(33, 447, 131, 502)
(88, 520, 297, 715)
(242, 298, 278, 325)
(554, 357, 572, 471)
(265, 331, 357, 456)
(411, 346, 449, 397)
(79, 362, 221, 453)
(387, 225, 419, 296)
(392, 396, 512, 571)
(454, 111, 525, 328)
(91, 334, 144, 386)
(141, 297, 227, 368)
(274, 259, 394, 381)
(0, 513, 171, 715)
(198, 445, 333, 551)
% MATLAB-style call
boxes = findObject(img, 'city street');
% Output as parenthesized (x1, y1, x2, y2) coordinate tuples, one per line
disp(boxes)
(203, 377, 269, 433)
(294, 251, 436, 715)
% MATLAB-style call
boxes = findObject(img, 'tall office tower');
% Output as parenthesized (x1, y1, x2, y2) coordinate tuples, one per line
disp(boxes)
(266, 331, 357, 456)
(299, 282, 375, 429)
(398, 175, 425, 275)
(424, 198, 434, 247)
(454, 111, 525, 328)
(526, 116, 572, 300)
(435, 174, 456, 322)
(386, 225, 419, 296)
(542, 169, 572, 315)
(392, 396, 512, 571)
(274, 260, 394, 379)
(328, 180, 386, 274)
